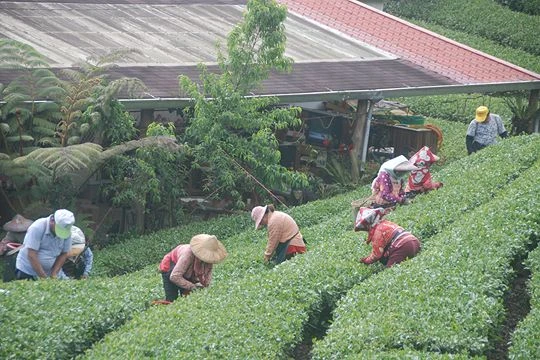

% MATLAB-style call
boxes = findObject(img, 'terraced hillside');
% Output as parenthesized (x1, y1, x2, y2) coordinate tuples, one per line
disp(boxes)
(1, 134, 538, 359)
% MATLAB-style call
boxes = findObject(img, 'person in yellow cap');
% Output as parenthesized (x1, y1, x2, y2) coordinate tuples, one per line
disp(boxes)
(158, 234, 227, 302)
(466, 106, 508, 155)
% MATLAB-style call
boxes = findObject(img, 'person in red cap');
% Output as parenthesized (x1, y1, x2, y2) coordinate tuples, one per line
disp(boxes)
(251, 204, 306, 264)
(405, 146, 443, 196)
(354, 207, 421, 267)
(370, 155, 419, 208)
(158, 234, 227, 302)
(466, 106, 508, 155)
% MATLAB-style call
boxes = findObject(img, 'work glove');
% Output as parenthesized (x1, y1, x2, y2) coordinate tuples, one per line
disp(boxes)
(194, 282, 204, 289)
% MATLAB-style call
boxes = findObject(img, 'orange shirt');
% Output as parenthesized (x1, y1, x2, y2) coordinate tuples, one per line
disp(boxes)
(265, 211, 305, 256)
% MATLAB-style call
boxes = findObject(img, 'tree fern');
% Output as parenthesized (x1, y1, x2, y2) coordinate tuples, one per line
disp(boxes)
(0, 39, 63, 153)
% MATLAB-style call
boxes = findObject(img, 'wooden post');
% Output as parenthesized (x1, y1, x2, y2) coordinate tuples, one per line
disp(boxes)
(350, 100, 369, 183)
(527, 89, 539, 133)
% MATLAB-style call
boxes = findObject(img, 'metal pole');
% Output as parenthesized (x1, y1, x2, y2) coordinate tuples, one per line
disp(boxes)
(360, 99, 375, 171)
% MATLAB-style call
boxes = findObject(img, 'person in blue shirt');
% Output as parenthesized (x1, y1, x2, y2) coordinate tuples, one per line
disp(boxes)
(15, 209, 75, 280)
(466, 106, 508, 155)
(58, 226, 94, 280)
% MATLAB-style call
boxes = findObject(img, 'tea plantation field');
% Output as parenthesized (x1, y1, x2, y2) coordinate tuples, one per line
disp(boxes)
(1, 132, 539, 359)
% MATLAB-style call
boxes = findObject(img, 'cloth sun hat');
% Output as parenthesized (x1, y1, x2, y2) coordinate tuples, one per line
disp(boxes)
(475, 106, 489, 122)
(251, 205, 268, 230)
(54, 209, 75, 240)
(67, 226, 85, 257)
(3, 214, 33, 232)
(190, 234, 227, 264)
(354, 207, 386, 231)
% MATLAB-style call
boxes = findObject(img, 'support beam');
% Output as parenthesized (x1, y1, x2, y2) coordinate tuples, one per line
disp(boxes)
(350, 99, 369, 183)
(527, 89, 539, 133)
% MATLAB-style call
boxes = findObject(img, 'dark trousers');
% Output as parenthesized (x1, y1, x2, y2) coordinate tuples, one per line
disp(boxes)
(15, 269, 37, 281)
(386, 238, 421, 267)
(161, 271, 188, 302)
(271, 240, 291, 265)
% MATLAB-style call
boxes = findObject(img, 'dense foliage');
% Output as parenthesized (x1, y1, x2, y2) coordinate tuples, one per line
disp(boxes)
(508, 246, 540, 359)
(180, 0, 308, 208)
(385, 0, 540, 56)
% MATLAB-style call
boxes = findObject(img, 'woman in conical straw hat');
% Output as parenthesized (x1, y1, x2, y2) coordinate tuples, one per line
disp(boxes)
(158, 234, 227, 302)
(251, 204, 306, 265)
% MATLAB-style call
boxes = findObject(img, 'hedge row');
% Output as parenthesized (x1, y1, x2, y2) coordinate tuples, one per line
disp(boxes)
(387, 134, 540, 240)
(508, 246, 540, 359)
(391, 94, 513, 124)
(0, 267, 162, 359)
(92, 186, 369, 277)
(80, 135, 539, 358)
(385, 0, 540, 56)
(1, 135, 536, 358)
(0, 184, 370, 359)
(400, 18, 540, 74)
(312, 155, 540, 357)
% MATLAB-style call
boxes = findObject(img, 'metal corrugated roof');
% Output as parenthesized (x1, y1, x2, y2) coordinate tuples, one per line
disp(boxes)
(0, 1, 389, 66)
(0, 0, 538, 106)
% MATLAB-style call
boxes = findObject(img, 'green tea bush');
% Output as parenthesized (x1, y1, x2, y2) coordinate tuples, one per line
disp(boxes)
(312, 157, 540, 357)
(385, 0, 540, 56)
(92, 186, 370, 277)
(388, 135, 540, 239)
(0, 268, 162, 360)
(390, 94, 512, 124)
(508, 246, 540, 359)
(82, 136, 539, 359)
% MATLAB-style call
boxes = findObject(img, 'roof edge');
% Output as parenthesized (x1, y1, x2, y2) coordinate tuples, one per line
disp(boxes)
(346, 0, 540, 80)
(118, 81, 540, 110)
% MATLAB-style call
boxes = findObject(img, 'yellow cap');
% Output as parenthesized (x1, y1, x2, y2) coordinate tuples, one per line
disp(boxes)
(475, 106, 489, 123)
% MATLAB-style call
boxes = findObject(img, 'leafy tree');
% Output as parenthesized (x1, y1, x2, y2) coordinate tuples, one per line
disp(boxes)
(0, 39, 64, 155)
(135, 122, 188, 230)
(58, 50, 145, 147)
(180, 0, 308, 208)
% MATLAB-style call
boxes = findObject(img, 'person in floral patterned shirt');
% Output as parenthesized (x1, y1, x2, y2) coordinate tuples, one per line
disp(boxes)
(354, 207, 421, 267)
(370, 156, 418, 208)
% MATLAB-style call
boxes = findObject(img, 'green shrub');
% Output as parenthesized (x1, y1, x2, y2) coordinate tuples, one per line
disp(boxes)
(508, 246, 540, 359)
(385, 0, 540, 56)
(312, 154, 540, 357)
(82, 135, 539, 359)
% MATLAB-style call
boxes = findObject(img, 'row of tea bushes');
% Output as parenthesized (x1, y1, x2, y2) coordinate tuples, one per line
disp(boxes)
(80, 207, 376, 358)
(92, 187, 369, 277)
(311, 158, 540, 358)
(81, 136, 539, 358)
(2, 136, 536, 358)
(385, 0, 540, 56)
(92, 213, 252, 276)
(0, 186, 370, 360)
(386, 135, 540, 239)
(0, 267, 162, 360)
(508, 246, 540, 359)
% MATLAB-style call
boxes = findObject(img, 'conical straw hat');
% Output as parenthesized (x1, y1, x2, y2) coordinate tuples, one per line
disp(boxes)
(190, 234, 227, 264)
(3, 214, 33, 232)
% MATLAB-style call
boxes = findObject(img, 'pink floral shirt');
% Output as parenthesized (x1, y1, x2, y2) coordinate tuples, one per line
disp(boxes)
(159, 244, 213, 290)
